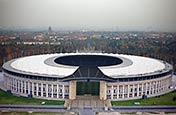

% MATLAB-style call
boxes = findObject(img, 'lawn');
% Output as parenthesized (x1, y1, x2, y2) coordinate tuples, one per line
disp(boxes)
(0, 89, 64, 105)
(111, 91, 176, 106)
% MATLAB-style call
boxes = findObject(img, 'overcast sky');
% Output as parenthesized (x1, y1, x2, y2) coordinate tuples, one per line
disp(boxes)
(0, 0, 176, 31)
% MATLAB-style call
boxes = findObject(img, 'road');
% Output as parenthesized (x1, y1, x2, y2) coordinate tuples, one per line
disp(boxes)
(0, 105, 176, 114)
(111, 106, 176, 112)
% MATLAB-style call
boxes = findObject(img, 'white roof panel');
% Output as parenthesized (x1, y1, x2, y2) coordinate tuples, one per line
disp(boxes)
(11, 54, 78, 77)
(10, 53, 166, 78)
(99, 54, 165, 77)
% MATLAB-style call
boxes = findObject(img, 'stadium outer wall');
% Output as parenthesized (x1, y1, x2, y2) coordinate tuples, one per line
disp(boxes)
(2, 71, 173, 101)
(1, 53, 174, 101)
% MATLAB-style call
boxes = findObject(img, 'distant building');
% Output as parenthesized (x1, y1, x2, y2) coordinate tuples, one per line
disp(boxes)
(48, 26, 52, 33)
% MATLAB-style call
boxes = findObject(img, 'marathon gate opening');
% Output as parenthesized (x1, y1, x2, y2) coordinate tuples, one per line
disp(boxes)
(76, 81, 100, 96)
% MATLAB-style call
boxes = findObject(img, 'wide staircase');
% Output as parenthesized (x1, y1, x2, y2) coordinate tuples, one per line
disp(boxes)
(64, 96, 112, 110)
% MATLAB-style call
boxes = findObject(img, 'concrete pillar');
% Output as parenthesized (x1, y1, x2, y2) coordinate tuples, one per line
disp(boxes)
(57, 84, 59, 98)
(46, 84, 48, 98)
(36, 83, 39, 96)
(15, 79, 17, 92)
(145, 83, 148, 94)
(100, 81, 107, 100)
(18, 80, 20, 93)
(111, 86, 113, 99)
(10, 78, 12, 90)
(159, 80, 161, 92)
(152, 82, 155, 94)
(28, 81, 30, 95)
(21, 81, 23, 93)
(32, 82, 34, 96)
(122, 85, 124, 98)
(137, 83, 139, 97)
(69, 81, 76, 100)
(51, 84, 53, 98)
(117, 85, 119, 99)
(11, 78, 14, 91)
(41, 83, 43, 97)
(141, 83, 143, 95)
(156, 81, 159, 93)
(62, 85, 65, 99)
(24, 81, 26, 94)
(127, 85, 130, 98)
(150, 82, 152, 95)
(132, 84, 135, 97)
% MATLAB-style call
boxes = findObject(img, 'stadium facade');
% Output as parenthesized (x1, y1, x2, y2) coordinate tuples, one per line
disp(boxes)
(2, 53, 173, 101)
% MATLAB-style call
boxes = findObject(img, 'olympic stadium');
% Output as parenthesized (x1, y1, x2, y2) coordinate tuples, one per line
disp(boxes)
(2, 53, 173, 101)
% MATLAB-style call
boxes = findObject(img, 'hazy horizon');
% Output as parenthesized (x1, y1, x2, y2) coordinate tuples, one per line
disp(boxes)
(0, 0, 176, 32)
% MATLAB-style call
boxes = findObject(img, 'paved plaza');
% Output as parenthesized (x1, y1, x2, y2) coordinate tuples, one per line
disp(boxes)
(68, 96, 110, 109)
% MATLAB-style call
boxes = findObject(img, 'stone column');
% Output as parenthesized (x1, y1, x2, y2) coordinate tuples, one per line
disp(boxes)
(51, 84, 53, 98)
(24, 81, 26, 94)
(28, 81, 30, 95)
(46, 83, 48, 98)
(10, 78, 12, 90)
(152, 82, 155, 94)
(132, 84, 135, 97)
(12, 78, 14, 91)
(19, 80, 21, 93)
(15, 79, 18, 92)
(21, 81, 23, 93)
(161, 79, 164, 92)
(18, 80, 20, 93)
(69, 81, 76, 100)
(163, 79, 166, 91)
(41, 83, 43, 97)
(111, 86, 113, 99)
(32, 82, 34, 96)
(156, 81, 159, 93)
(117, 85, 119, 99)
(137, 83, 139, 97)
(122, 85, 124, 99)
(159, 80, 161, 91)
(127, 84, 130, 98)
(36, 83, 39, 96)
(62, 85, 65, 99)
(145, 83, 148, 94)
(141, 83, 143, 95)
(5, 76, 7, 90)
(57, 84, 59, 98)
(150, 82, 152, 95)
(100, 81, 107, 100)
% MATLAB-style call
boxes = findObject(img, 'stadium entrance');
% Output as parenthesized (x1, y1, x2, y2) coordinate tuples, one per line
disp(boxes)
(76, 81, 100, 96)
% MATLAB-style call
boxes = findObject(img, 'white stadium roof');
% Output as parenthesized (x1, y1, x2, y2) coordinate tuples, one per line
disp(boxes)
(9, 53, 166, 78)
(11, 54, 78, 77)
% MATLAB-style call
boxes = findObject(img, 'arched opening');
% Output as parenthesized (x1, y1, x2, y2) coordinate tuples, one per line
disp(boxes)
(76, 81, 100, 96)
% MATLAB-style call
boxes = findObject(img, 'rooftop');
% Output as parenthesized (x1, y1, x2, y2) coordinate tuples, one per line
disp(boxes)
(2, 53, 171, 79)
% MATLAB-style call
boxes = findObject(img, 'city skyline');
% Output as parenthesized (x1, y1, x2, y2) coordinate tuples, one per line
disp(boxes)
(0, 0, 176, 32)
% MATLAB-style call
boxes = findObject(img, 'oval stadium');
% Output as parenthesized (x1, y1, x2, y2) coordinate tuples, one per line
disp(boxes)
(2, 53, 173, 101)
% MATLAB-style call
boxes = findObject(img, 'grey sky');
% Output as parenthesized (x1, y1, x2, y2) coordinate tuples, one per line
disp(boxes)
(0, 0, 176, 31)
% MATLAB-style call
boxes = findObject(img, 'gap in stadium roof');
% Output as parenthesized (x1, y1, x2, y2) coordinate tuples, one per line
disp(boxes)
(54, 55, 123, 67)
